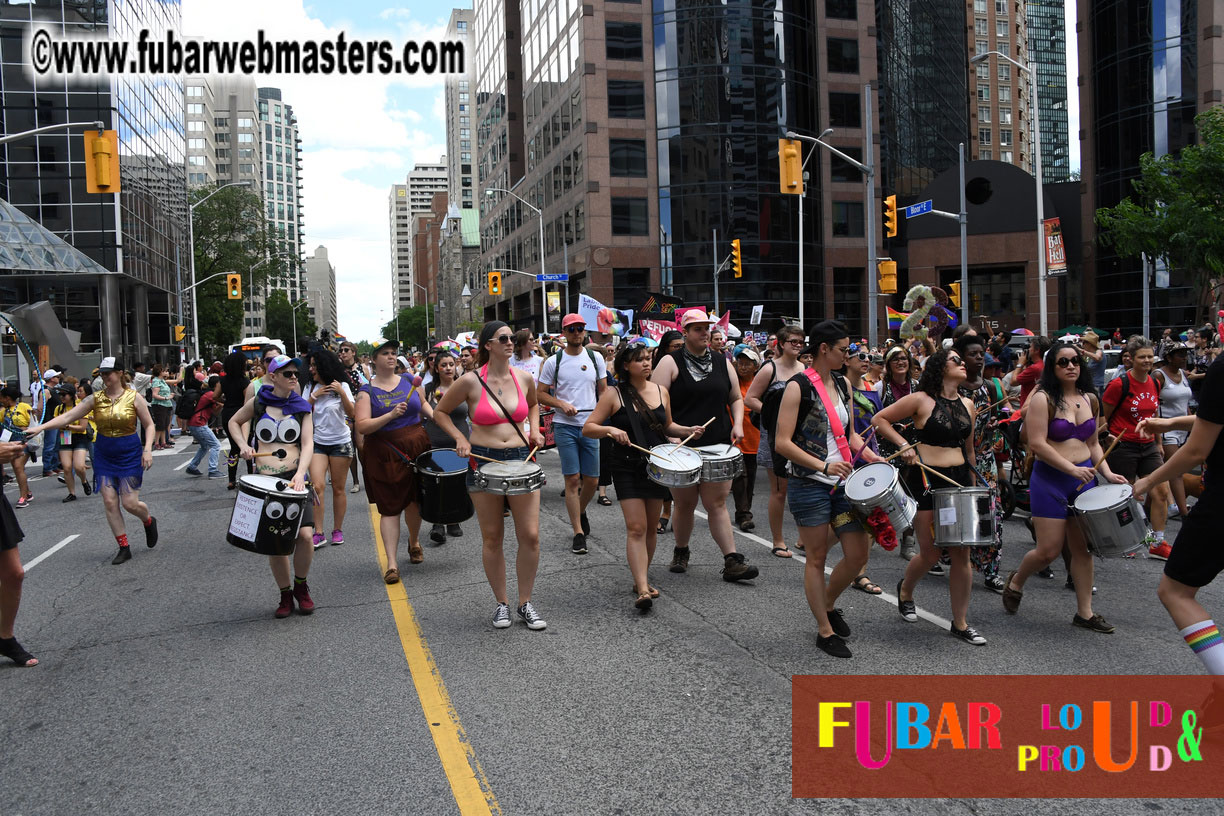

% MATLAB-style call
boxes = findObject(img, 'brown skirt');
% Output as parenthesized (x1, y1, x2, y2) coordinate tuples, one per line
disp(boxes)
(362, 423, 430, 516)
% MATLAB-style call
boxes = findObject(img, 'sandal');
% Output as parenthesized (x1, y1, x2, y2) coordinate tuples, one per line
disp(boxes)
(851, 575, 883, 595)
(771, 546, 793, 559)
(657, 517, 671, 534)
(630, 584, 662, 599)
(383, 567, 400, 585)
(408, 542, 424, 564)
(634, 592, 653, 611)
(0, 636, 37, 667)
(597, 496, 613, 506)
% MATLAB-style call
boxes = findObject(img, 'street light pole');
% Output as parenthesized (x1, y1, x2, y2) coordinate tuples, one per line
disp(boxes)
(486, 188, 548, 335)
(0, 120, 104, 145)
(188, 181, 250, 361)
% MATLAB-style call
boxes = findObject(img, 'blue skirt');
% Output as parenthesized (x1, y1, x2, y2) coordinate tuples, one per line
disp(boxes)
(93, 433, 143, 494)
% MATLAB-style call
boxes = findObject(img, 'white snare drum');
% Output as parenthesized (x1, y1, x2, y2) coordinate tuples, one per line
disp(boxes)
(474, 461, 547, 495)
(695, 444, 744, 482)
(645, 444, 703, 488)
(844, 462, 915, 535)
(932, 487, 995, 547)
(1072, 484, 1149, 558)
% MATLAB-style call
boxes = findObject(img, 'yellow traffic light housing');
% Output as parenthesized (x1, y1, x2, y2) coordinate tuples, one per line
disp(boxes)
(883, 194, 898, 238)
(488, 270, 502, 296)
(778, 138, 803, 195)
(83, 130, 121, 193)
(174, 325, 186, 342)
(226, 273, 242, 300)
(878, 259, 897, 294)
(947, 282, 961, 308)
(731, 239, 743, 278)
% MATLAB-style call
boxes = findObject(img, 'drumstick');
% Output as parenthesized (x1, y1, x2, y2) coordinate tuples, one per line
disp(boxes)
(916, 461, 964, 488)
(882, 442, 918, 462)
(677, 417, 717, 449)
(849, 426, 876, 467)
(1094, 434, 1124, 473)
(525, 445, 539, 461)
(252, 450, 287, 459)
(628, 442, 676, 463)
(468, 452, 502, 464)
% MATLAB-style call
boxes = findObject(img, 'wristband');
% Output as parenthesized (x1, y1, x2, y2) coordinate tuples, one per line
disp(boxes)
(823, 462, 829, 475)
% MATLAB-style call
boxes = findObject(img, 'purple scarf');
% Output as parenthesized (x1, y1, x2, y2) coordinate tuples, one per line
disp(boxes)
(257, 384, 312, 416)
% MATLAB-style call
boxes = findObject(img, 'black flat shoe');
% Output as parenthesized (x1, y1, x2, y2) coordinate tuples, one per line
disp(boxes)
(816, 633, 852, 658)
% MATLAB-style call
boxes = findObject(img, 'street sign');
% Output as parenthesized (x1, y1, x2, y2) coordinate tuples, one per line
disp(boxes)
(904, 200, 933, 218)
(536, 273, 568, 282)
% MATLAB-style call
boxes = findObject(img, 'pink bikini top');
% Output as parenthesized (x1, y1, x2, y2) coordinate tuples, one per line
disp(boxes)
(471, 365, 528, 426)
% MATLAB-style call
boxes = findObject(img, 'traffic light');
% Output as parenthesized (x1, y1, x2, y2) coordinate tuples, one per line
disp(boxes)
(174, 325, 186, 342)
(877, 259, 897, 294)
(83, 130, 120, 194)
(778, 138, 803, 195)
(883, 194, 898, 238)
(226, 274, 242, 300)
(488, 270, 502, 296)
(947, 282, 961, 308)
(731, 239, 743, 278)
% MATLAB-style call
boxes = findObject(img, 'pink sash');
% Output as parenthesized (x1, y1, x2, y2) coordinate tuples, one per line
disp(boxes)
(805, 370, 852, 461)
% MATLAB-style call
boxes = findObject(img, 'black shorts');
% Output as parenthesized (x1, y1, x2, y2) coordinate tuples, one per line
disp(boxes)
(1107, 440, 1163, 482)
(1165, 493, 1224, 588)
(609, 457, 670, 502)
(903, 462, 972, 512)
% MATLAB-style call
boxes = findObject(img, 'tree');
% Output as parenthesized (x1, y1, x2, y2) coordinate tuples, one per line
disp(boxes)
(190, 184, 270, 358)
(380, 304, 435, 351)
(265, 290, 318, 356)
(1095, 107, 1224, 326)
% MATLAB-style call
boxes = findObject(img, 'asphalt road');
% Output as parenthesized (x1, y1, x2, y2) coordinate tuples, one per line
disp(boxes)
(2, 438, 1219, 815)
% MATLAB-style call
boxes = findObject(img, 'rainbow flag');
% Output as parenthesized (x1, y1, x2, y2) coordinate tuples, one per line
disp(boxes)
(886, 307, 909, 331)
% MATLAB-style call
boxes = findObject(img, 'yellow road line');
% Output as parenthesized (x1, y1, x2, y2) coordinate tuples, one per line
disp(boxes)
(369, 505, 501, 815)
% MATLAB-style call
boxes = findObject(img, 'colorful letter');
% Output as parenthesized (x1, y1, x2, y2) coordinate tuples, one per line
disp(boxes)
(968, 703, 1003, 749)
(1059, 704, 1082, 731)
(818, 702, 852, 747)
(1092, 701, 1139, 772)
(896, 703, 932, 749)
(853, 700, 893, 770)
(1041, 745, 1062, 771)
(1018, 745, 1039, 771)
(1041, 704, 1057, 730)
(1150, 701, 1172, 728)
(1063, 745, 1085, 772)
(931, 703, 966, 750)
(1150, 744, 1172, 772)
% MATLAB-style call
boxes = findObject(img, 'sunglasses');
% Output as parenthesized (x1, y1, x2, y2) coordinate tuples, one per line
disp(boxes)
(853, 352, 870, 362)
(278, 369, 299, 379)
(564, 325, 586, 333)
(1055, 357, 1081, 368)
(948, 356, 964, 365)
(493, 335, 514, 344)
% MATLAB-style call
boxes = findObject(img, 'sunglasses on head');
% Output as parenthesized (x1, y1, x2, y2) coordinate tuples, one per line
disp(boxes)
(1055, 356, 1080, 368)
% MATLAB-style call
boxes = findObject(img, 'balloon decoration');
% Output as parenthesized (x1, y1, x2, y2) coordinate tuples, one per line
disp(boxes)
(897, 284, 959, 343)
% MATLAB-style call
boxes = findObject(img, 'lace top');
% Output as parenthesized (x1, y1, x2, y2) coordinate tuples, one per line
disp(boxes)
(915, 394, 971, 449)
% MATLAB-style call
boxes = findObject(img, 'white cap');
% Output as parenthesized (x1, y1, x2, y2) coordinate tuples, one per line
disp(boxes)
(41, 369, 59, 380)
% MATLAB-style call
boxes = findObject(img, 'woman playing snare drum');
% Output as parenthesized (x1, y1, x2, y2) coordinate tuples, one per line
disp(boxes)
(1001, 341, 1127, 632)
(433, 321, 547, 631)
(873, 347, 985, 645)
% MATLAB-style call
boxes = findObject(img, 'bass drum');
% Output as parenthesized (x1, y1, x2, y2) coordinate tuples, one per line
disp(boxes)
(227, 474, 310, 556)
(415, 449, 475, 524)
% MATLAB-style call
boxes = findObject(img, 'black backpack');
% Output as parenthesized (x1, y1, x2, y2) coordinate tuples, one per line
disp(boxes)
(175, 389, 202, 420)
(753, 361, 787, 439)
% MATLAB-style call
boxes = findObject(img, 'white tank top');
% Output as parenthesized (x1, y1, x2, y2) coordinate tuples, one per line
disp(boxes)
(1157, 368, 1192, 418)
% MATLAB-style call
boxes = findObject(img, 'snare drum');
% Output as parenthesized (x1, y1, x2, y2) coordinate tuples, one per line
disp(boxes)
(645, 444, 703, 488)
(415, 449, 475, 524)
(1072, 484, 1150, 558)
(694, 444, 744, 482)
(844, 462, 916, 535)
(474, 461, 547, 495)
(227, 474, 310, 556)
(931, 487, 995, 547)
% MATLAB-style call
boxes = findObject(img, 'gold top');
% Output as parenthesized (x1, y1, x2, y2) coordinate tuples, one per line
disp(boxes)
(92, 389, 138, 437)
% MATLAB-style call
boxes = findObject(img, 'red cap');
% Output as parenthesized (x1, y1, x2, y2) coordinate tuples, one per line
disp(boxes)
(562, 313, 587, 329)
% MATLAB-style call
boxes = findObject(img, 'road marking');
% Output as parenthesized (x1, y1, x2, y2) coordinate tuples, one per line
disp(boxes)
(23, 534, 78, 571)
(693, 508, 954, 630)
(174, 458, 193, 471)
(368, 505, 501, 816)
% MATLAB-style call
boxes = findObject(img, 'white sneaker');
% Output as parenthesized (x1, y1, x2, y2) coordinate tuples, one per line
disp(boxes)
(492, 603, 512, 629)
(349, 484, 361, 493)
(900, 531, 917, 561)
(517, 601, 547, 630)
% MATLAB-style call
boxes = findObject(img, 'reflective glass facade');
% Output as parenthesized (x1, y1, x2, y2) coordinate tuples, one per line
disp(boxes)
(1026, 0, 1070, 181)
(654, 0, 818, 321)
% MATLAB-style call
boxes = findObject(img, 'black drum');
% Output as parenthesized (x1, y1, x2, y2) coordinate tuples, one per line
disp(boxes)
(227, 475, 309, 555)
(415, 449, 475, 524)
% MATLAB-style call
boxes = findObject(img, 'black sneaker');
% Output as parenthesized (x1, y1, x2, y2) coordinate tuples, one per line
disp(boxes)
(928, 562, 945, 576)
(951, 624, 987, 645)
(1037, 566, 1055, 579)
(144, 517, 159, 548)
(816, 633, 852, 658)
(446, 524, 463, 538)
(429, 524, 446, 545)
(517, 601, 547, 630)
(668, 547, 690, 573)
(721, 552, 759, 582)
(1072, 613, 1116, 634)
(826, 608, 851, 638)
(984, 575, 1006, 593)
(580, 512, 590, 536)
(897, 579, 917, 622)
(571, 533, 587, 554)
(61, 493, 77, 503)
(112, 546, 132, 565)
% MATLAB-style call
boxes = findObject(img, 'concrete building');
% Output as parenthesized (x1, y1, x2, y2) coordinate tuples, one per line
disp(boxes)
(185, 77, 263, 191)
(1026, 0, 1071, 182)
(389, 184, 412, 313)
(439, 207, 480, 338)
(966, 0, 1034, 173)
(303, 245, 338, 334)
(444, 9, 475, 213)
(257, 88, 306, 320)
(0, 0, 187, 367)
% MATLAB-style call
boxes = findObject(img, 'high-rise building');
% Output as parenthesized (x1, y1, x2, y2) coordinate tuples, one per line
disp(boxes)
(257, 87, 306, 315)
(1077, 0, 1222, 333)
(0, 0, 187, 363)
(444, 9, 475, 213)
(392, 159, 448, 311)
(1026, 0, 1071, 182)
(185, 78, 263, 190)
(303, 245, 338, 334)
(966, 0, 1033, 173)
(389, 184, 412, 314)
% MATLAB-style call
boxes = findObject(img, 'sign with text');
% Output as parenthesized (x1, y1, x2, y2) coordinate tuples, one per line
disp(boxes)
(228, 491, 264, 543)
(638, 291, 684, 320)
(638, 317, 677, 341)
(750, 305, 763, 325)
(1044, 218, 1067, 277)
(905, 199, 933, 218)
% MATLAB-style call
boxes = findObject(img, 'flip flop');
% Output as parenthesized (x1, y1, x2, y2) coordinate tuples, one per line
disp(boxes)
(771, 547, 793, 559)
(851, 575, 883, 595)
(383, 568, 400, 585)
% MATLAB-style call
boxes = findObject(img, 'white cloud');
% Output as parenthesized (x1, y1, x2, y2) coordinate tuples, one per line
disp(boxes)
(182, 0, 455, 342)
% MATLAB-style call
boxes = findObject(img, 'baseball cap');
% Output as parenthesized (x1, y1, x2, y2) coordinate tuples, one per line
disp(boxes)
(983, 353, 1002, 369)
(209, 361, 224, 374)
(266, 355, 300, 375)
(97, 356, 121, 373)
(680, 310, 714, 328)
(562, 313, 587, 329)
(735, 347, 762, 364)
(374, 338, 399, 354)
(397, 355, 411, 370)
(41, 369, 60, 380)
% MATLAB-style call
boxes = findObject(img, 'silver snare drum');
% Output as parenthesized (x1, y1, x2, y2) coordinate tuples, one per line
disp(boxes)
(844, 462, 916, 535)
(474, 461, 547, 495)
(932, 487, 995, 547)
(1072, 484, 1150, 558)
(695, 444, 744, 482)
(645, 444, 703, 488)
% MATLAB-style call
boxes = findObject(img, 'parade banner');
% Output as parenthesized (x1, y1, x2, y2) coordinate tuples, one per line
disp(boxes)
(577, 293, 632, 335)
(638, 291, 684, 320)
(547, 291, 561, 315)
(638, 318, 677, 341)
(1044, 218, 1067, 277)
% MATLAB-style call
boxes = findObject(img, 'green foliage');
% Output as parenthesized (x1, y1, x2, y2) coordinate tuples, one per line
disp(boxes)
(265, 290, 318, 355)
(1095, 107, 1224, 324)
(380, 304, 435, 351)
(352, 340, 376, 357)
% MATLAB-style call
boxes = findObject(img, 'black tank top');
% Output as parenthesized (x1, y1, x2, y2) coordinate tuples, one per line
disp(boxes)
(915, 394, 972, 448)
(668, 349, 732, 445)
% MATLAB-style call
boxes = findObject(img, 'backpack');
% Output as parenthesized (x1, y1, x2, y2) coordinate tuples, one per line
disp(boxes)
(175, 389, 202, 420)
(753, 361, 786, 439)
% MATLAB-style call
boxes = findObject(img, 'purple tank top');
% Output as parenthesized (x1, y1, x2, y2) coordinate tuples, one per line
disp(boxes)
(362, 375, 422, 432)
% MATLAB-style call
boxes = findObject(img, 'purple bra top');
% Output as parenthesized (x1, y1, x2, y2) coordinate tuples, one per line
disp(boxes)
(1048, 417, 1096, 442)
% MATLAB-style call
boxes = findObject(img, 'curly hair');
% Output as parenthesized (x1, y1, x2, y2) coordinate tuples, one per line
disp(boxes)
(307, 348, 348, 387)
(916, 347, 954, 397)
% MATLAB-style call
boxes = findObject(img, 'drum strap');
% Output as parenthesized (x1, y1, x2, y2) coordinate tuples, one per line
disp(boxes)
(475, 373, 534, 454)
(804, 370, 852, 462)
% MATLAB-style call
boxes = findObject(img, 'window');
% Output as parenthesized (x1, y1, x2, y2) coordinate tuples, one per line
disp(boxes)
(977, 84, 990, 101)
(217, 163, 230, 174)
(186, 85, 203, 97)
(609, 139, 647, 176)
(978, 105, 991, 123)
(238, 133, 254, 143)
(187, 103, 203, 114)
(828, 92, 860, 128)
(214, 117, 228, 128)
(188, 138, 205, 149)
(998, 85, 1011, 103)
(976, 63, 990, 79)
(187, 120, 203, 131)
(975, 18, 988, 36)
(996, 19, 1009, 38)
(456, 20, 467, 31)
(189, 172, 209, 184)
(832, 201, 864, 237)
(239, 164, 254, 175)
(611, 198, 648, 235)
(607, 80, 646, 118)
(976, 39, 988, 55)
(995, 0, 1007, 15)
(980, 149, 992, 160)
(605, 22, 643, 60)
(826, 38, 858, 73)
(999, 129, 1012, 146)
(826, 0, 856, 19)
(999, 108, 1012, 125)
(188, 155, 206, 166)
(1000, 150, 1013, 163)
(238, 117, 254, 128)
(979, 128, 992, 145)
(829, 147, 863, 182)
(997, 64, 1010, 81)
(215, 148, 230, 159)
(216, 132, 230, 143)
(974, 0, 987, 12)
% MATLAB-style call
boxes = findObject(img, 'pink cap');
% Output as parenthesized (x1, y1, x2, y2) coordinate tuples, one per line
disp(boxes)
(562, 313, 587, 329)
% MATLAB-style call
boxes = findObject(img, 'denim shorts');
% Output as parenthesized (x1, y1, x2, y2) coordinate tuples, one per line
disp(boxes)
(314, 440, 355, 458)
(553, 421, 599, 477)
(467, 444, 531, 491)
(787, 476, 864, 533)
